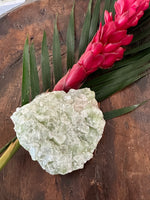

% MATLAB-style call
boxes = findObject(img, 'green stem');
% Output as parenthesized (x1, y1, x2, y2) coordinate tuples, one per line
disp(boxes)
(0, 139, 20, 171)
(0, 136, 17, 154)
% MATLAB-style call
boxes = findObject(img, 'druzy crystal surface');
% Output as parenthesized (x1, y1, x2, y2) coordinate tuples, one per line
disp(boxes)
(11, 88, 105, 175)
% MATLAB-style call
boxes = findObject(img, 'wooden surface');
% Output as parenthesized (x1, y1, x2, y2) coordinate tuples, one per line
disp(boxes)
(0, 0, 150, 199)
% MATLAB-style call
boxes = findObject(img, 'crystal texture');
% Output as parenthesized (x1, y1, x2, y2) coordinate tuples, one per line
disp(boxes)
(11, 88, 105, 175)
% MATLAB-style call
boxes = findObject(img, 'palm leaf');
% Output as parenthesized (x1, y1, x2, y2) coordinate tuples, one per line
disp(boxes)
(66, 4, 75, 70)
(132, 7, 150, 29)
(83, 54, 150, 101)
(110, 0, 116, 14)
(30, 43, 40, 99)
(101, 0, 111, 24)
(78, 0, 92, 58)
(41, 31, 51, 91)
(53, 19, 63, 84)
(22, 38, 30, 106)
(89, 0, 101, 42)
(125, 41, 150, 56)
(114, 48, 150, 68)
(104, 100, 148, 120)
(132, 30, 150, 44)
(131, 18, 150, 43)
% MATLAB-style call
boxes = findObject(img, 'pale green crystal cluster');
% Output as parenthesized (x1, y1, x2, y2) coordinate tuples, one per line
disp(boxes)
(11, 88, 105, 175)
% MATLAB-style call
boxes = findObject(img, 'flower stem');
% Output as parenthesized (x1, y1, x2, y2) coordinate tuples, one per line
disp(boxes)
(0, 136, 17, 154)
(0, 139, 20, 171)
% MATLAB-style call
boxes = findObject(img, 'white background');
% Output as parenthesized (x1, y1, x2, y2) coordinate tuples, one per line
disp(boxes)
(0, 0, 25, 16)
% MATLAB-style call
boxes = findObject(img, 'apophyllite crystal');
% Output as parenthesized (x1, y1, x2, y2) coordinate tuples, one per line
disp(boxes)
(11, 88, 105, 175)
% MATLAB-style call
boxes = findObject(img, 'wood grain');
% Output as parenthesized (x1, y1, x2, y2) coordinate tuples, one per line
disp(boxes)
(0, 0, 150, 199)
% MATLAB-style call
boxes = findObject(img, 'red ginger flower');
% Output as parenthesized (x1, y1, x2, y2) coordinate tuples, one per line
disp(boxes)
(54, 0, 150, 92)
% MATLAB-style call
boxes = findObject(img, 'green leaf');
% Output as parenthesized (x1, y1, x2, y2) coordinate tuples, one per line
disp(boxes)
(131, 8, 150, 31)
(66, 3, 75, 70)
(104, 100, 148, 120)
(110, 0, 116, 15)
(22, 37, 30, 106)
(125, 41, 150, 56)
(30, 43, 40, 99)
(115, 48, 150, 68)
(131, 18, 150, 43)
(53, 19, 63, 84)
(89, 0, 101, 42)
(78, 0, 92, 58)
(101, 0, 111, 24)
(132, 30, 150, 44)
(95, 64, 149, 102)
(41, 31, 51, 91)
(83, 54, 150, 101)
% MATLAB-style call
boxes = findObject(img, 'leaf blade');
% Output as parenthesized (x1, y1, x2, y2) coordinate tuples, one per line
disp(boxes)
(22, 37, 30, 106)
(30, 43, 40, 99)
(66, 4, 75, 69)
(110, 0, 116, 16)
(89, 0, 101, 42)
(41, 31, 51, 91)
(101, 0, 111, 24)
(83, 54, 150, 101)
(78, 0, 92, 58)
(104, 100, 148, 120)
(53, 19, 63, 84)
(125, 41, 150, 56)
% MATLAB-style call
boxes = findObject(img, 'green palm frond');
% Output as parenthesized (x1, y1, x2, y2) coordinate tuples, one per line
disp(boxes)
(78, 0, 92, 58)
(110, 0, 117, 15)
(88, 0, 101, 42)
(104, 100, 149, 120)
(101, 0, 111, 24)
(22, 37, 30, 106)
(53, 19, 63, 84)
(41, 31, 51, 91)
(30, 43, 40, 99)
(66, 3, 75, 69)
